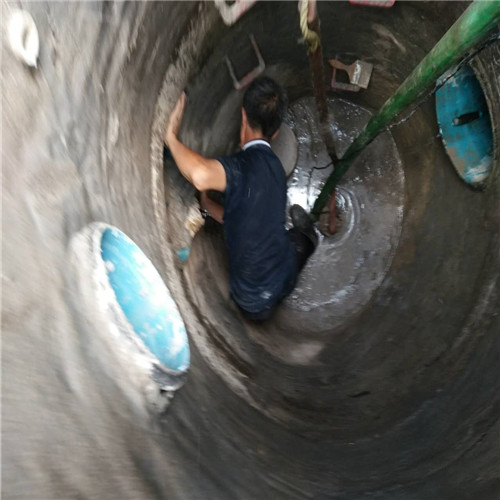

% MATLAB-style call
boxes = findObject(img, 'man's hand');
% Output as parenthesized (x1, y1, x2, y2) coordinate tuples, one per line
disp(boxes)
(165, 92, 187, 146)
(199, 191, 224, 224)
(200, 191, 209, 210)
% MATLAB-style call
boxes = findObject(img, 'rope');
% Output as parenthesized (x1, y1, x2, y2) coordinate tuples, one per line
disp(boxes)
(299, 0, 320, 53)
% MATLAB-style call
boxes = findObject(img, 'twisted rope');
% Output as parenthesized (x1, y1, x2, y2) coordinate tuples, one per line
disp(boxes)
(299, 0, 320, 53)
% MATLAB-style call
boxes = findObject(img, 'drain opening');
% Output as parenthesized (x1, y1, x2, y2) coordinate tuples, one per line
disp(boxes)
(101, 227, 190, 373)
(436, 63, 493, 187)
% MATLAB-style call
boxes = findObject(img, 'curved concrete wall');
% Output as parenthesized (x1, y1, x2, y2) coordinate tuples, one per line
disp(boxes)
(3, 1, 499, 498)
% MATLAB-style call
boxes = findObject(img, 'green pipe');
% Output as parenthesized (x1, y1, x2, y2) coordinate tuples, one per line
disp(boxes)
(311, 0, 500, 219)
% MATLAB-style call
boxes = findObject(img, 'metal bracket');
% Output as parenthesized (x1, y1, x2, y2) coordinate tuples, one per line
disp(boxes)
(329, 58, 373, 92)
(225, 35, 265, 91)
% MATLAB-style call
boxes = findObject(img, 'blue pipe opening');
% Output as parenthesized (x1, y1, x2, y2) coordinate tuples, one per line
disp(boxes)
(101, 227, 190, 373)
(436, 64, 493, 187)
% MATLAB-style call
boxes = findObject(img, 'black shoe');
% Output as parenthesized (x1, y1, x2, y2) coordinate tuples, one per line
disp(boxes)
(290, 204, 318, 248)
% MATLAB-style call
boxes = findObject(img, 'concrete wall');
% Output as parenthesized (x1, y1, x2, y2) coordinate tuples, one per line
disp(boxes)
(2, 1, 499, 498)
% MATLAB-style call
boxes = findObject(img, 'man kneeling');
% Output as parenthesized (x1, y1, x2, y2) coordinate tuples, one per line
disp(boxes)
(165, 76, 317, 320)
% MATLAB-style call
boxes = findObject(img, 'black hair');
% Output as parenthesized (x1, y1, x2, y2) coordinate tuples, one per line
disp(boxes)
(243, 76, 287, 140)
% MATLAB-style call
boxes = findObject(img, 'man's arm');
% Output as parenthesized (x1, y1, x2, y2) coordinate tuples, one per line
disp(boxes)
(200, 191, 224, 224)
(165, 93, 226, 192)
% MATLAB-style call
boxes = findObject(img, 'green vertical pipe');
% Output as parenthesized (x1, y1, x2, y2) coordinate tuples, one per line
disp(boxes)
(311, 0, 500, 218)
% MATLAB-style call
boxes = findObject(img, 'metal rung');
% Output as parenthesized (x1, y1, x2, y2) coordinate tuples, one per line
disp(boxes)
(225, 35, 265, 91)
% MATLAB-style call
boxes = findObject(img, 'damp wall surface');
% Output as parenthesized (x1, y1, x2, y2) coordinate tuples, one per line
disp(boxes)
(2, 1, 499, 499)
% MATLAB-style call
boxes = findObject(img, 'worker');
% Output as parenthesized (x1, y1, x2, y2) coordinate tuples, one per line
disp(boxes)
(165, 76, 317, 320)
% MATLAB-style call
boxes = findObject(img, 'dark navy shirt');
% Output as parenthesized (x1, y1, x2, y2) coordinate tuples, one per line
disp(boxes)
(218, 141, 297, 314)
